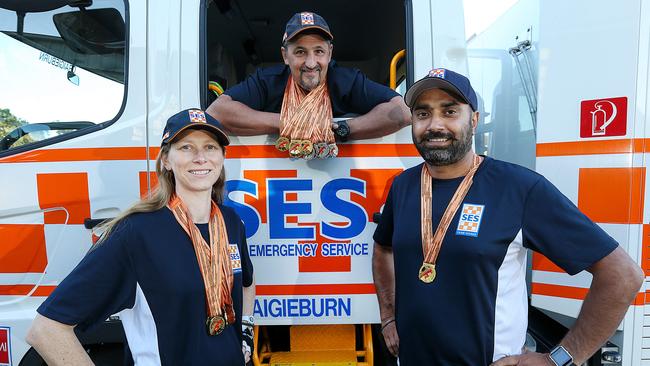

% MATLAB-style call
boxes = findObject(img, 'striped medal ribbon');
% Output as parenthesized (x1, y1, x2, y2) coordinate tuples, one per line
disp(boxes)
(277, 76, 335, 159)
(168, 195, 235, 335)
(419, 154, 482, 283)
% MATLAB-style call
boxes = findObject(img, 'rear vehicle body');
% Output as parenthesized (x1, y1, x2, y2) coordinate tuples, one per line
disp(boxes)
(0, 0, 647, 365)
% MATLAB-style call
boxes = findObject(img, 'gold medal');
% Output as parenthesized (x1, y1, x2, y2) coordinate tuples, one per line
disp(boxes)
(301, 140, 314, 155)
(315, 142, 329, 159)
(289, 139, 303, 157)
(418, 262, 436, 283)
(303, 146, 316, 160)
(275, 137, 290, 152)
(206, 315, 227, 336)
(327, 143, 338, 158)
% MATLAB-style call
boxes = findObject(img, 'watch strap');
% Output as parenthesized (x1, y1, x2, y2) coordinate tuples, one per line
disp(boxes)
(548, 345, 574, 366)
(334, 119, 350, 142)
(241, 315, 254, 327)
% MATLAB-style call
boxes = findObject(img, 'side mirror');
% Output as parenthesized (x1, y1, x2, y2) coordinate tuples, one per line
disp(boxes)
(67, 67, 80, 85)
(53, 8, 125, 55)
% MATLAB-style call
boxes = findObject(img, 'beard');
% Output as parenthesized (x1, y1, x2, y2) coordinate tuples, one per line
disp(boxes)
(413, 118, 474, 166)
(299, 67, 323, 91)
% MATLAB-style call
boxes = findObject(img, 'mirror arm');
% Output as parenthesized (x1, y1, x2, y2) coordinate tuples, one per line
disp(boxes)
(16, 11, 25, 35)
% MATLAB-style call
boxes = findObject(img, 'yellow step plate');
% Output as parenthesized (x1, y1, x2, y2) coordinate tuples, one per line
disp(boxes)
(269, 350, 358, 366)
(290, 324, 355, 351)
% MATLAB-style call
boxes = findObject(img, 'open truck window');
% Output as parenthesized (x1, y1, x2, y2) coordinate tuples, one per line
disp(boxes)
(0, 0, 127, 155)
(201, 0, 407, 108)
(200, 1, 408, 362)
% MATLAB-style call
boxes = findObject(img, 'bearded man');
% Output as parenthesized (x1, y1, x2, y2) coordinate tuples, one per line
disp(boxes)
(371, 68, 643, 366)
(206, 11, 410, 142)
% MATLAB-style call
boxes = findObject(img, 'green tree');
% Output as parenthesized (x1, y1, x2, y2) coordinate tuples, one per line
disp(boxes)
(0, 108, 33, 148)
(0, 108, 25, 136)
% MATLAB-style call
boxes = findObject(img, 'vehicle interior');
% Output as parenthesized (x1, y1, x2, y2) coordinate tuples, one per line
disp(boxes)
(203, 1, 408, 362)
(203, 0, 407, 106)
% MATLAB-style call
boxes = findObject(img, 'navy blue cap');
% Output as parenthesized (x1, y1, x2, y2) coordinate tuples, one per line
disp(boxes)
(405, 68, 478, 111)
(161, 109, 230, 146)
(282, 11, 333, 43)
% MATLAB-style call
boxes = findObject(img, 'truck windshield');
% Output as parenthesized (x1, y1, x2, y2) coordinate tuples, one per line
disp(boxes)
(0, 0, 126, 152)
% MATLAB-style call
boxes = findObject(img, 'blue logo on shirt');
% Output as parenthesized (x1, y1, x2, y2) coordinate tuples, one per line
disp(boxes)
(229, 244, 242, 273)
(456, 203, 484, 237)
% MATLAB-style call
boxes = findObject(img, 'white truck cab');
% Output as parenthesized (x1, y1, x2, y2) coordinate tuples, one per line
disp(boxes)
(0, 0, 647, 365)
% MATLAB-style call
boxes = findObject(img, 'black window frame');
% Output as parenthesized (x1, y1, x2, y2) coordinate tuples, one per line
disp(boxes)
(0, 0, 130, 159)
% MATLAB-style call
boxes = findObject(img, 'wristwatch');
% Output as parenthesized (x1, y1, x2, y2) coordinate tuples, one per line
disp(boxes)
(333, 119, 351, 142)
(241, 315, 254, 327)
(548, 345, 574, 366)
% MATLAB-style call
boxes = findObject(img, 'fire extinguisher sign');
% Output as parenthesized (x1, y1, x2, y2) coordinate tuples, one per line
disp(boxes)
(580, 96, 627, 138)
(0, 327, 10, 366)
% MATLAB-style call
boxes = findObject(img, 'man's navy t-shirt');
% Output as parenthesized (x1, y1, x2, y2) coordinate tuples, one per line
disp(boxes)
(38, 205, 253, 365)
(373, 157, 617, 365)
(225, 60, 399, 116)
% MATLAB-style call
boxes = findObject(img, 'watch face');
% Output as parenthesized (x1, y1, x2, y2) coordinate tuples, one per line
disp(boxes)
(336, 122, 349, 137)
(550, 346, 573, 366)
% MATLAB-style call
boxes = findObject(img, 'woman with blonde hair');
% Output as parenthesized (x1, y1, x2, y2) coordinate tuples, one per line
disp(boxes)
(26, 109, 255, 365)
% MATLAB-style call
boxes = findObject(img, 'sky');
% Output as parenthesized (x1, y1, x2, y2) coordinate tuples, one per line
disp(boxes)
(463, 0, 519, 39)
(0, 34, 123, 124)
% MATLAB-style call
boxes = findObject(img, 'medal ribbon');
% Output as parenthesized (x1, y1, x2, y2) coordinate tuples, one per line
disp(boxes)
(168, 195, 235, 324)
(279, 77, 335, 144)
(420, 154, 483, 271)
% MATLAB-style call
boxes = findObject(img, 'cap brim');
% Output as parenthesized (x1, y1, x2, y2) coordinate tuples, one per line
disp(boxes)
(404, 78, 471, 109)
(285, 26, 334, 42)
(163, 123, 230, 146)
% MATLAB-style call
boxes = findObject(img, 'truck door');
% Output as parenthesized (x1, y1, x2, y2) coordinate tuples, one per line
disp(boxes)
(0, 1, 146, 363)
(417, 0, 648, 364)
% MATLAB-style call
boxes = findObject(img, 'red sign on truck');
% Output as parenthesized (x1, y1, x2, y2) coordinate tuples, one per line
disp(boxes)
(0, 327, 10, 365)
(580, 97, 627, 138)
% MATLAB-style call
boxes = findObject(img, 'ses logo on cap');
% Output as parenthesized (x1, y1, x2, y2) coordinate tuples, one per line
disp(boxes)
(300, 12, 314, 25)
(189, 110, 207, 123)
(456, 203, 484, 237)
(428, 68, 446, 79)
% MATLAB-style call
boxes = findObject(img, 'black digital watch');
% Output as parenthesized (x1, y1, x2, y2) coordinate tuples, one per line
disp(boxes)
(334, 119, 350, 142)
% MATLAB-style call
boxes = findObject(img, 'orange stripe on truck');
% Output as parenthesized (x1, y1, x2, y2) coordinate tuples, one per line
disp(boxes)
(536, 138, 648, 156)
(5, 139, 650, 162)
(531, 282, 589, 300)
(0, 285, 56, 297)
(256, 283, 376, 296)
(0, 147, 153, 163)
(532, 282, 645, 305)
(0, 284, 375, 297)
(0, 144, 420, 163)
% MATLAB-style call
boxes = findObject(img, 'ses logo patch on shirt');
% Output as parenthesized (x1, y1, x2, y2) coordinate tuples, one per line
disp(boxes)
(456, 204, 485, 237)
(228, 244, 242, 273)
